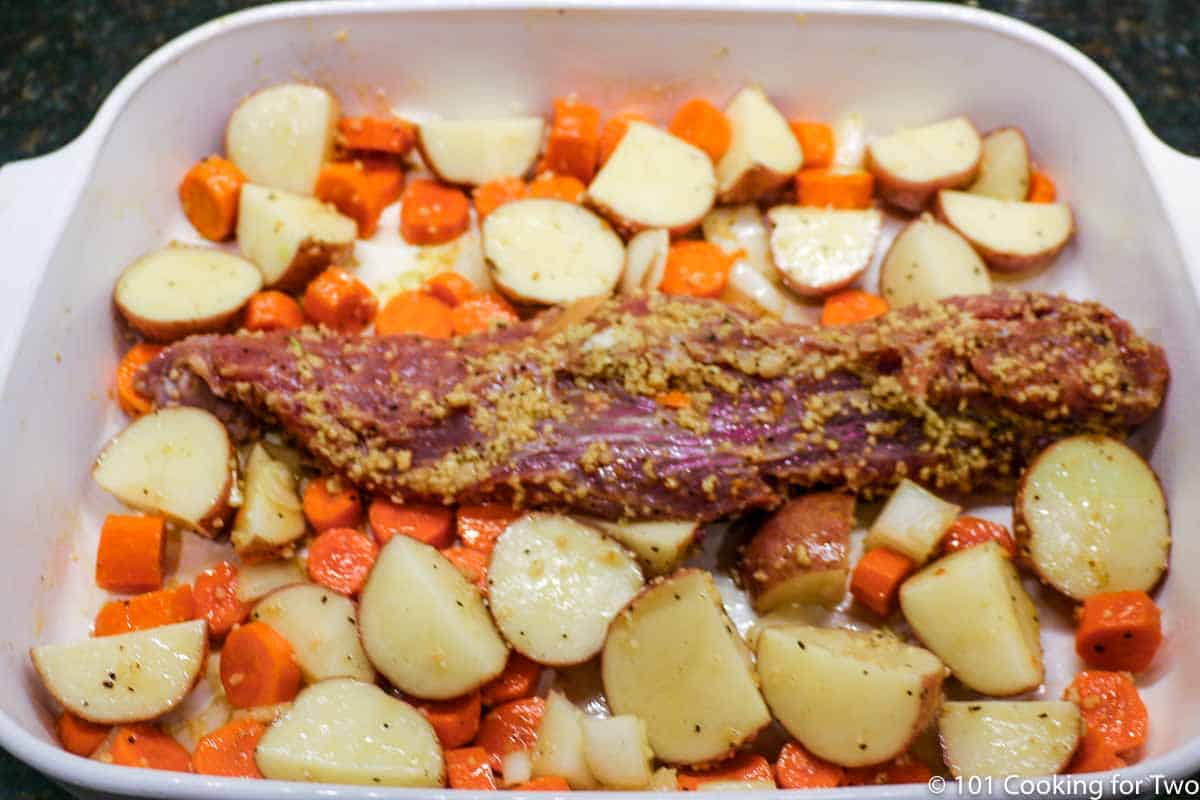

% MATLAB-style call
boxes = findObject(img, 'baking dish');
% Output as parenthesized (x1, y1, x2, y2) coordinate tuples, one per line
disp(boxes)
(1, 1, 1199, 797)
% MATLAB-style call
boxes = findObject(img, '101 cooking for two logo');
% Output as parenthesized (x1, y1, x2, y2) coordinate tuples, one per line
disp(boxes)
(927, 773, 1199, 798)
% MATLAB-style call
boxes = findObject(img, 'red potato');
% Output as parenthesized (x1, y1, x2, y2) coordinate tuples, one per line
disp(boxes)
(767, 206, 883, 297)
(237, 184, 357, 291)
(866, 117, 982, 212)
(716, 87, 803, 203)
(417, 117, 544, 186)
(967, 128, 1032, 201)
(225, 83, 338, 195)
(934, 189, 1075, 274)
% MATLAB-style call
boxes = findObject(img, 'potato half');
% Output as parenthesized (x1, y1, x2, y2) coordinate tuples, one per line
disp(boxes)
(235, 558, 306, 604)
(114, 246, 262, 341)
(864, 479, 961, 566)
(1014, 435, 1169, 600)
(879, 215, 991, 308)
(580, 517, 700, 577)
(716, 87, 803, 203)
(900, 541, 1043, 696)
(418, 117, 544, 185)
(583, 715, 654, 789)
(757, 624, 943, 767)
(359, 535, 508, 699)
(767, 206, 882, 297)
(31, 620, 207, 724)
(93, 407, 234, 537)
(967, 128, 1031, 201)
(866, 116, 981, 211)
(225, 83, 338, 195)
(531, 690, 599, 789)
(255, 679, 444, 787)
(231, 443, 306, 559)
(237, 183, 357, 290)
(936, 189, 1075, 274)
(484, 199, 625, 305)
(252, 583, 375, 683)
(621, 228, 670, 295)
(602, 569, 771, 765)
(939, 701, 1082, 778)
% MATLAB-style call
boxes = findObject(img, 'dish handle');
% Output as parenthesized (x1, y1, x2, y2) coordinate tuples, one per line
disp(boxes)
(1147, 138, 1200, 283)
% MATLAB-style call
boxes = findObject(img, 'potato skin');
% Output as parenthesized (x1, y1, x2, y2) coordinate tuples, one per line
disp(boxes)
(271, 237, 355, 292)
(584, 196, 706, 239)
(718, 165, 793, 206)
(115, 300, 246, 343)
(933, 193, 1074, 274)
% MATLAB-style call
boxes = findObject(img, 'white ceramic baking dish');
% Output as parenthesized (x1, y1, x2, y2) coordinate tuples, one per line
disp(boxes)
(1, 1, 1199, 798)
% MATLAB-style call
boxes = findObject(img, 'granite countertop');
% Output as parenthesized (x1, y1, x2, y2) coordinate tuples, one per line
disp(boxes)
(0, 0, 1196, 797)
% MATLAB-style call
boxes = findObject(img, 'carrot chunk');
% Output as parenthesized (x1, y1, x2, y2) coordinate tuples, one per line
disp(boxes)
(599, 111, 650, 165)
(307, 527, 378, 596)
(108, 724, 192, 772)
(114, 343, 163, 417)
(242, 291, 305, 333)
(94, 585, 194, 637)
(95, 515, 164, 594)
(820, 290, 889, 327)
(656, 390, 691, 409)
(1064, 670, 1149, 754)
(659, 241, 735, 298)
(679, 753, 773, 789)
(426, 272, 477, 307)
(1068, 727, 1127, 774)
(221, 621, 302, 709)
(301, 267, 378, 334)
(941, 516, 1017, 558)
(368, 498, 454, 548)
(446, 746, 499, 790)
(337, 115, 416, 156)
(789, 121, 835, 169)
(526, 172, 587, 203)
(775, 741, 845, 789)
(795, 169, 875, 209)
(315, 161, 388, 238)
(441, 545, 490, 592)
(670, 98, 732, 163)
(542, 98, 602, 183)
(1075, 591, 1163, 673)
(302, 475, 364, 531)
(57, 712, 110, 757)
(476, 697, 546, 770)
(850, 547, 915, 617)
(481, 652, 542, 706)
(1028, 170, 1057, 203)
(400, 178, 471, 245)
(178, 156, 246, 242)
(474, 178, 527, 219)
(516, 776, 570, 791)
(361, 156, 406, 206)
(413, 690, 482, 749)
(457, 504, 522, 555)
(375, 290, 454, 338)
(193, 561, 251, 639)
(843, 754, 931, 785)
(450, 293, 520, 336)
(193, 718, 266, 778)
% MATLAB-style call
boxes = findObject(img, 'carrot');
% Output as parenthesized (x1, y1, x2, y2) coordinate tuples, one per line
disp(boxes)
(659, 241, 735, 298)
(426, 272, 477, 307)
(400, 178, 471, 245)
(302, 475, 364, 531)
(306, 527, 378, 595)
(526, 172, 587, 203)
(820, 289, 889, 327)
(1063, 670, 1149, 754)
(337, 115, 417, 156)
(95, 515, 164, 594)
(193, 561, 251, 639)
(843, 754, 931, 785)
(192, 718, 266, 778)
(599, 111, 650, 165)
(669, 98, 732, 163)
(221, 621, 302, 709)
(375, 290, 454, 338)
(361, 156, 407, 206)
(774, 741, 845, 789)
(457, 504, 522, 555)
(1067, 727, 1126, 774)
(850, 547, 915, 617)
(656, 390, 691, 409)
(542, 98, 602, 183)
(795, 169, 875, 209)
(94, 584, 194, 637)
(446, 746, 499, 790)
(789, 121, 835, 169)
(114, 343, 163, 417)
(413, 690, 482, 749)
(442, 545, 490, 592)
(481, 652, 542, 706)
(1075, 591, 1162, 674)
(315, 161, 389, 238)
(678, 753, 773, 789)
(368, 498, 454, 548)
(476, 697, 546, 770)
(178, 156, 246, 241)
(1028, 170, 1057, 203)
(107, 724, 191, 772)
(516, 777, 570, 791)
(450, 293, 520, 336)
(243, 291, 305, 333)
(301, 267, 378, 334)
(941, 516, 1017, 558)
(474, 178, 527, 219)
(57, 712, 110, 757)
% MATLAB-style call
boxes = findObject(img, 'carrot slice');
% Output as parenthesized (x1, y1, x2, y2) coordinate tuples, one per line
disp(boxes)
(441, 545, 490, 592)
(669, 98, 732, 163)
(659, 241, 735, 298)
(446, 746, 499, 790)
(656, 390, 691, 409)
(193, 718, 266, 778)
(57, 712, 110, 757)
(243, 291, 305, 333)
(221, 621, 302, 709)
(114, 343, 163, 417)
(315, 161, 388, 238)
(1028, 170, 1057, 203)
(302, 475, 364, 531)
(542, 98, 602, 183)
(476, 697, 546, 770)
(368, 498, 454, 548)
(108, 724, 192, 772)
(795, 169, 875, 209)
(516, 777, 570, 791)
(457, 504, 522, 555)
(193, 561, 251, 639)
(789, 121, 835, 169)
(1064, 670, 1148, 753)
(474, 178, 527, 219)
(94, 585, 194, 637)
(1075, 591, 1163, 674)
(337, 115, 417, 156)
(301, 267, 378, 334)
(375, 290, 454, 338)
(820, 289, 889, 327)
(775, 741, 845, 789)
(678, 753, 773, 789)
(843, 754, 931, 785)
(306, 527, 378, 596)
(526, 172, 587, 203)
(178, 156, 246, 242)
(361, 156, 406, 206)
(95, 515, 164, 594)
(413, 690, 483, 749)
(850, 547, 915, 617)
(450, 293, 520, 336)
(599, 111, 650, 165)
(941, 516, 1017, 558)
(1067, 727, 1126, 774)
(426, 272, 477, 307)
(481, 652, 542, 706)
(400, 178, 471, 246)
